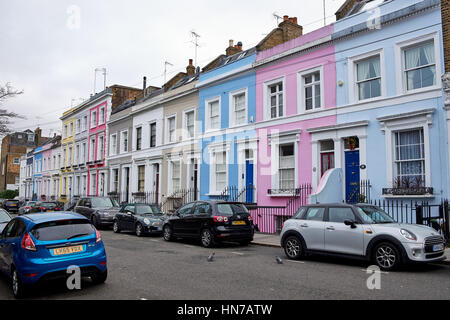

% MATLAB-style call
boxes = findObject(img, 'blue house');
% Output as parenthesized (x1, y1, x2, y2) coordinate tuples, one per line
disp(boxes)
(197, 41, 257, 202)
(312, 0, 449, 211)
(32, 146, 43, 200)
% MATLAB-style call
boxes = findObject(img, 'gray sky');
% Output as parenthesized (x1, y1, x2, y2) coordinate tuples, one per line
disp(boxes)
(0, 0, 345, 137)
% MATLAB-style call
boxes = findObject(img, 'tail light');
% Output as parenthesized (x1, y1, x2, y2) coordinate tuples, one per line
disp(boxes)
(248, 216, 253, 222)
(25, 206, 31, 210)
(213, 216, 229, 223)
(40, 207, 46, 211)
(95, 228, 102, 243)
(54, 207, 60, 211)
(21, 232, 37, 251)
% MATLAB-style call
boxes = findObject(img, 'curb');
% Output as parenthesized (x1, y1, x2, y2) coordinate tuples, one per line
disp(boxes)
(251, 241, 281, 248)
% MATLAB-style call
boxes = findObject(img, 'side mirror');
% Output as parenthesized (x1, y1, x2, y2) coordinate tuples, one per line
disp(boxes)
(125, 210, 133, 215)
(344, 219, 357, 229)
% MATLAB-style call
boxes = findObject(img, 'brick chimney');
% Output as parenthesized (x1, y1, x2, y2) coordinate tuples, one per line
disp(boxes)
(186, 59, 195, 76)
(226, 39, 243, 56)
(442, 0, 450, 73)
(257, 15, 303, 51)
(34, 127, 42, 146)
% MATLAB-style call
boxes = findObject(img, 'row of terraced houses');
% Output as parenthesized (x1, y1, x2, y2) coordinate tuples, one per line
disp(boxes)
(19, 0, 450, 234)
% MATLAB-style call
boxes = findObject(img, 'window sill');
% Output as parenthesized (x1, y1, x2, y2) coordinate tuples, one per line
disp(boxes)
(205, 193, 222, 197)
(267, 193, 295, 198)
(382, 194, 435, 199)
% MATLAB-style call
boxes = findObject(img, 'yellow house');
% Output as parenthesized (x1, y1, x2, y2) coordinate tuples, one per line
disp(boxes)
(60, 108, 76, 202)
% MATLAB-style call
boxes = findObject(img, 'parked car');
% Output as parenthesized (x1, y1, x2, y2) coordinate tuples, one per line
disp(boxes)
(280, 203, 447, 271)
(74, 197, 120, 229)
(0, 209, 12, 233)
(0, 212, 107, 298)
(162, 201, 254, 248)
(18, 201, 37, 215)
(113, 203, 165, 237)
(63, 199, 78, 212)
(2, 200, 20, 214)
(29, 202, 61, 213)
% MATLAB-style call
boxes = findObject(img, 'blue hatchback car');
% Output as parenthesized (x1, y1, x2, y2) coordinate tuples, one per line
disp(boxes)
(0, 212, 107, 298)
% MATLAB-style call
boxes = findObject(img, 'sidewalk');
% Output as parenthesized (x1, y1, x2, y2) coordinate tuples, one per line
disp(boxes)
(251, 232, 450, 265)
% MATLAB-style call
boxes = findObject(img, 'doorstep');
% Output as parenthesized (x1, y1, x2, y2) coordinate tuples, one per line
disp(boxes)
(251, 233, 450, 265)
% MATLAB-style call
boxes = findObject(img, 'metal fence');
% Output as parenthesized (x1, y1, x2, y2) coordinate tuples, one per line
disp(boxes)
(218, 185, 257, 204)
(347, 180, 371, 204)
(248, 183, 313, 234)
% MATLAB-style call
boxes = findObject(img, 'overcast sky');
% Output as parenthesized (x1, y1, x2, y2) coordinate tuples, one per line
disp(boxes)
(0, 0, 345, 137)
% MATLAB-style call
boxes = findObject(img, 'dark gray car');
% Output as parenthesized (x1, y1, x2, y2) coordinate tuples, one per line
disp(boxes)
(113, 203, 165, 237)
(0, 209, 12, 234)
(74, 197, 120, 229)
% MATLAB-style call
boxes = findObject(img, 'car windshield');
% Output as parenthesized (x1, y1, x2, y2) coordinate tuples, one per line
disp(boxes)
(217, 203, 249, 216)
(357, 206, 396, 224)
(40, 202, 57, 208)
(31, 219, 94, 241)
(0, 210, 10, 223)
(91, 198, 119, 208)
(135, 205, 163, 215)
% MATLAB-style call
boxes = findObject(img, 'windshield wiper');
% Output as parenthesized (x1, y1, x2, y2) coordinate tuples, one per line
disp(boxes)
(67, 233, 89, 240)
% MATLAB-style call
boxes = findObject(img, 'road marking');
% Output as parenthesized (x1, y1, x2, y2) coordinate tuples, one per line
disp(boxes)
(286, 260, 305, 264)
(361, 269, 389, 275)
(231, 252, 244, 256)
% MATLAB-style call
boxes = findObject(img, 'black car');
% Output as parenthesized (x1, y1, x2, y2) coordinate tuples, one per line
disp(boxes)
(29, 201, 61, 213)
(74, 197, 120, 229)
(2, 200, 20, 214)
(0, 209, 12, 233)
(113, 203, 165, 237)
(162, 201, 254, 248)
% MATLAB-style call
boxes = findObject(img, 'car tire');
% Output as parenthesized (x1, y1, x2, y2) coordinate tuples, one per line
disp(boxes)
(91, 269, 107, 285)
(113, 221, 120, 233)
(284, 235, 304, 260)
(373, 242, 401, 271)
(135, 223, 144, 237)
(11, 268, 27, 299)
(163, 225, 173, 241)
(200, 229, 216, 248)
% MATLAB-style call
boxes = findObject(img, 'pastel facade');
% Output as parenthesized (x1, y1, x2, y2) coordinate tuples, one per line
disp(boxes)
(197, 47, 257, 201)
(60, 109, 76, 200)
(331, 0, 449, 205)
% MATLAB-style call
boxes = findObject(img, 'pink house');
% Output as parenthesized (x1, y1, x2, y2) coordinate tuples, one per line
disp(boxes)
(254, 25, 337, 231)
(87, 101, 108, 196)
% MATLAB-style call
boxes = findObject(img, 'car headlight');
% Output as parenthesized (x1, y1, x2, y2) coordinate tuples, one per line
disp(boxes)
(143, 218, 151, 225)
(400, 229, 417, 241)
(152, 221, 161, 227)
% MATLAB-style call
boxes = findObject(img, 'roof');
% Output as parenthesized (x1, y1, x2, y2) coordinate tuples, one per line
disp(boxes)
(21, 212, 87, 224)
(168, 72, 199, 91)
(202, 47, 256, 74)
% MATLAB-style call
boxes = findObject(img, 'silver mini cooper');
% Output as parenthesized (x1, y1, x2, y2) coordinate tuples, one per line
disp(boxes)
(280, 203, 447, 271)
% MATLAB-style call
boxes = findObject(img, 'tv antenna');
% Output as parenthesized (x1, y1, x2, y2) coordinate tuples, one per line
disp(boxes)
(163, 61, 174, 90)
(94, 68, 107, 94)
(190, 30, 201, 68)
(273, 12, 282, 26)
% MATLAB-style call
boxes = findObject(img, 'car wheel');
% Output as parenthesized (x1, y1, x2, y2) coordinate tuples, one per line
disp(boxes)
(135, 223, 144, 237)
(11, 268, 27, 299)
(200, 229, 215, 248)
(91, 269, 107, 285)
(163, 225, 173, 241)
(373, 242, 401, 271)
(113, 221, 120, 233)
(284, 236, 304, 260)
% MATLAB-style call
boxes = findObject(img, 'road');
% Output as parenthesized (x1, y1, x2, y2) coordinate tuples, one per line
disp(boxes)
(0, 229, 449, 300)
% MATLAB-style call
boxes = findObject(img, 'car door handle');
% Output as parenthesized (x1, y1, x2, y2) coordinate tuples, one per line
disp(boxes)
(300, 224, 309, 228)
(326, 226, 335, 231)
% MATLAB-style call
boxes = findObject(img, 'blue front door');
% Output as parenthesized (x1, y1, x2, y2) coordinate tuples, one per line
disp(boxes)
(345, 151, 360, 203)
(245, 160, 254, 203)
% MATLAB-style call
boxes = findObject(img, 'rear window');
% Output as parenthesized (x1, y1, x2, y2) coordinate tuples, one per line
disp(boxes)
(31, 220, 94, 241)
(217, 204, 249, 216)
(40, 202, 57, 208)
(5, 201, 18, 205)
(0, 210, 10, 223)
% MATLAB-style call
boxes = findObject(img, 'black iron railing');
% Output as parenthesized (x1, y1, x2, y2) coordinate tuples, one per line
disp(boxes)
(382, 187, 434, 196)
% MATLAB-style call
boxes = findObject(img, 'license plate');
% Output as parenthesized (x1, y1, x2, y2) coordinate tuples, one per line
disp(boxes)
(433, 244, 444, 252)
(11, 204, 17, 206)
(47, 210, 54, 212)
(232, 221, 246, 226)
(52, 245, 84, 256)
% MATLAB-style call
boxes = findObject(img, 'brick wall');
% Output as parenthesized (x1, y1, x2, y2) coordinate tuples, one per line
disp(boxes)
(257, 16, 303, 51)
(110, 86, 142, 111)
(336, 0, 360, 20)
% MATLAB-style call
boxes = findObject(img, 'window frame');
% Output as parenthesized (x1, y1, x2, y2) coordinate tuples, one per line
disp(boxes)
(298, 66, 324, 114)
(120, 130, 129, 154)
(229, 88, 248, 127)
(182, 108, 196, 140)
(165, 115, 177, 144)
(263, 77, 286, 121)
(205, 96, 221, 132)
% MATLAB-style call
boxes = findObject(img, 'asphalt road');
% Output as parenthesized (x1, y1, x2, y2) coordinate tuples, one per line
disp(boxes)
(0, 229, 449, 300)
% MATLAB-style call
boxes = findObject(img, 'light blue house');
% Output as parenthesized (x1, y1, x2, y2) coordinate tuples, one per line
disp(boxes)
(196, 43, 257, 202)
(314, 0, 449, 209)
(32, 146, 43, 200)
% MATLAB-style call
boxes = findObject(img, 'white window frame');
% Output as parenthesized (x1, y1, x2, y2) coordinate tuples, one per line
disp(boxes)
(69, 122, 73, 137)
(348, 49, 385, 104)
(168, 159, 181, 194)
(120, 130, 129, 154)
(135, 126, 143, 151)
(205, 96, 221, 132)
(97, 134, 104, 161)
(207, 142, 230, 195)
(263, 77, 286, 121)
(298, 66, 324, 114)
(110, 133, 117, 156)
(394, 32, 441, 95)
(83, 115, 88, 132)
(149, 122, 157, 148)
(89, 138, 96, 162)
(165, 115, 177, 144)
(90, 110, 97, 129)
(378, 109, 433, 191)
(229, 88, 248, 127)
(182, 108, 196, 140)
(268, 131, 300, 196)
(76, 119, 81, 134)
(98, 106, 105, 125)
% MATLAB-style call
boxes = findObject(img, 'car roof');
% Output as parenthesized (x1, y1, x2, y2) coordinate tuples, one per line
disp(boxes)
(20, 212, 88, 224)
(303, 203, 357, 208)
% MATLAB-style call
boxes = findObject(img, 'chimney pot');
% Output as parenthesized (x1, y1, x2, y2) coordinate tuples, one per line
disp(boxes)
(293, 17, 298, 24)
(189, 59, 193, 66)
(229, 39, 234, 47)
(283, 15, 289, 21)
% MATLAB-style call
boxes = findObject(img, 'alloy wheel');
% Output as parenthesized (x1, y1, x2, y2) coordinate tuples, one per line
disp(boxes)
(201, 230, 212, 247)
(163, 226, 172, 241)
(136, 224, 143, 237)
(12, 270, 19, 297)
(376, 245, 397, 269)
(113, 222, 120, 233)
(285, 238, 301, 258)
